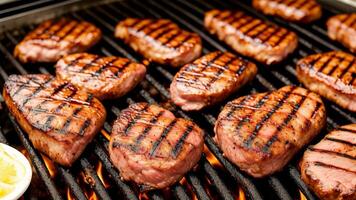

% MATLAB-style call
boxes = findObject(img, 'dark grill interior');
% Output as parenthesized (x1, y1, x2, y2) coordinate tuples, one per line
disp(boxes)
(0, 0, 355, 200)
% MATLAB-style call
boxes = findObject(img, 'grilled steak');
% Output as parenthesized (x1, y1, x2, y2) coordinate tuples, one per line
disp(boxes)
(115, 18, 202, 67)
(3, 74, 106, 166)
(109, 103, 204, 189)
(214, 86, 326, 177)
(14, 18, 102, 63)
(55, 53, 146, 100)
(252, 0, 322, 23)
(300, 124, 356, 200)
(327, 14, 356, 53)
(204, 10, 298, 65)
(170, 51, 257, 111)
(296, 51, 356, 112)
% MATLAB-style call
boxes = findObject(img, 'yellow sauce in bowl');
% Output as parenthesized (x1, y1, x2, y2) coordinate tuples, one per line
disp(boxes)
(0, 145, 26, 198)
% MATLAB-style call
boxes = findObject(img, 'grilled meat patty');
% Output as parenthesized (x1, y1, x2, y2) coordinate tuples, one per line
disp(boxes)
(109, 103, 204, 189)
(55, 53, 146, 100)
(214, 86, 326, 177)
(3, 74, 106, 166)
(115, 18, 202, 67)
(296, 51, 356, 112)
(14, 18, 102, 63)
(327, 14, 356, 53)
(204, 10, 298, 65)
(300, 124, 356, 200)
(170, 51, 257, 111)
(252, 0, 322, 23)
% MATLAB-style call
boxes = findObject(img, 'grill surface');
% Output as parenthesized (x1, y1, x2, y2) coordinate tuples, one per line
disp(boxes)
(0, 0, 355, 200)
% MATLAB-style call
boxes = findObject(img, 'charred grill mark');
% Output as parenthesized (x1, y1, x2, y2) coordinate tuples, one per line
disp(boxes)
(234, 93, 271, 134)
(325, 137, 356, 147)
(248, 23, 269, 39)
(86, 94, 93, 104)
(124, 105, 150, 135)
(170, 34, 193, 49)
(218, 11, 235, 21)
(308, 147, 356, 160)
(148, 119, 178, 157)
(145, 20, 171, 36)
(161, 30, 182, 46)
(206, 56, 237, 87)
(317, 54, 336, 73)
(261, 93, 308, 153)
(21, 77, 53, 106)
(176, 52, 224, 88)
(231, 16, 255, 32)
(310, 102, 322, 119)
(60, 107, 82, 134)
(258, 26, 281, 45)
(79, 56, 101, 73)
(338, 57, 355, 81)
(13, 79, 32, 96)
(243, 20, 263, 35)
(295, 0, 310, 10)
(116, 60, 131, 77)
(307, 54, 322, 69)
(52, 82, 69, 96)
(337, 127, 356, 134)
(326, 57, 345, 76)
(136, 20, 155, 32)
(272, 30, 290, 47)
(152, 27, 176, 40)
(225, 96, 250, 119)
(42, 115, 55, 131)
(79, 119, 91, 136)
(43, 19, 69, 40)
(131, 111, 165, 152)
(171, 124, 194, 158)
(243, 88, 295, 148)
(36, 20, 55, 36)
(313, 161, 356, 174)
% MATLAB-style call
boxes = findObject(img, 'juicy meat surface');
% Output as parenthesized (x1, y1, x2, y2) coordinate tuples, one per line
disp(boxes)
(170, 51, 258, 111)
(115, 18, 202, 67)
(109, 103, 204, 189)
(327, 14, 356, 53)
(14, 18, 102, 63)
(296, 51, 356, 112)
(252, 0, 322, 23)
(55, 53, 146, 100)
(3, 74, 106, 166)
(300, 124, 356, 200)
(204, 10, 298, 65)
(214, 86, 326, 177)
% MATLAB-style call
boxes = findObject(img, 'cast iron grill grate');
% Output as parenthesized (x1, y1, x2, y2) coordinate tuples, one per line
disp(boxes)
(0, 0, 354, 200)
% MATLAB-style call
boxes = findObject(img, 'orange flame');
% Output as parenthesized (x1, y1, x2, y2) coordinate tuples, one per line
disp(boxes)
(204, 145, 223, 169)
(238, 187, 246, 200)
(96, 161, 110, 188)
(101, 130, 111, 141)
(66, 188, 75, 200)
(299, 191, 307, 200)
(41, 154, 57, 178)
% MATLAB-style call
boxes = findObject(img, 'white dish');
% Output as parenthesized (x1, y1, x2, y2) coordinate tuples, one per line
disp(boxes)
(0, 143, 32, 200)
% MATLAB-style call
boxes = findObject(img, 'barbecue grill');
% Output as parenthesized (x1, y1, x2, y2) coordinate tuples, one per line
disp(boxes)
(0, 0, 355, 200)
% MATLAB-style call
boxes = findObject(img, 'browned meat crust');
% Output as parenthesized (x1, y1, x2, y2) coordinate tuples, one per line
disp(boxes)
(252, 0, 322, 23)
(300, 124, 356, 200)
(3, 74, 106, 166)
(55, 53, 146, 100)
(296, 51, 356, 112)
(170, 51, 257, 111)
(109, 103, 204, 189)
(327, 14, 356, 53)
(214, 86, 326, 177)
(14, 18, 102, 63)
(204, 10, 298, 65)
(115, 18, 202, 67)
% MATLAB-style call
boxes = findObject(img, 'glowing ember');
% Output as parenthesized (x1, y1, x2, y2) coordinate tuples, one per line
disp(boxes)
(96, 161, 110, 188)
(238, 187, 246, 200)
(66, 188, 75, 200)
(204, 145, 223, 169)
(41, 154, 57, 178)
(299, 191, 307, 200)
(88, 191, 98, 200)
(101, 130, 111, 141)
